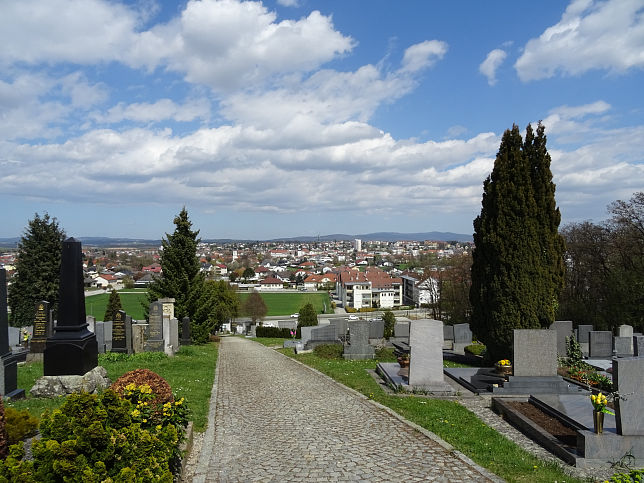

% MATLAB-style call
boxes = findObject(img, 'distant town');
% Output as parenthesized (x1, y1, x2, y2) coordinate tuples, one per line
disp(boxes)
(1, 237, 473, 312)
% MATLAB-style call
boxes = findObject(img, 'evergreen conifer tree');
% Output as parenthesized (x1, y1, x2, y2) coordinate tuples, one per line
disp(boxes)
(296, 302, 317, 338)
(470, 124, 565, 362)
(8, 213, 66, 326)
(147, 207, 204, 324)
(103, 289, 123, 322)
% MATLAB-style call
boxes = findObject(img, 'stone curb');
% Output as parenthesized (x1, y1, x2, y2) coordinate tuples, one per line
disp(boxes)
(262, 341, 505, 483)
(191, 343, 222, 483)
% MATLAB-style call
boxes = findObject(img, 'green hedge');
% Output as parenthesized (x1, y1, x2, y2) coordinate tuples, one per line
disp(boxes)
(256, 326, 292, 338)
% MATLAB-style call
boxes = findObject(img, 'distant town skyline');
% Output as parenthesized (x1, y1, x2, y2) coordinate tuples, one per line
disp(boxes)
(1, 1, 642, 240)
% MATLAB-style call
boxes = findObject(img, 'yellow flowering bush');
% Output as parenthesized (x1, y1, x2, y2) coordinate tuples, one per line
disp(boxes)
(590, 392, 614, 415)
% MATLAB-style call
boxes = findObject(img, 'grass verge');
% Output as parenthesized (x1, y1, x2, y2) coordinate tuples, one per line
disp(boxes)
(237, 292, 332, 315)
(8, 342, 217, 432)
(279, 348, 583, 483)
(85, 289, 149, 320)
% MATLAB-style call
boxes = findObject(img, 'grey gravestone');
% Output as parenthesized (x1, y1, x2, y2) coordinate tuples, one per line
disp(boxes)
(343, 321, 375, 360)
(103, 320, 113, 352)
(493, 329, 579, 394)
(8, 327, 20, 348)
(125, 315, 133, 354)
(443, 325, 454, 341)
(311, 324, 336, 341)
(614, 357, 644, 436)
(145, 301, 164, 352)
(249, 324, 256, 338)
(43, 238, 98, 376)
(549, 320, 573, 357)
(94, 322, 106, 353)
(330, 319, 348, 339)
(453, 323, 472, 343)
(589, 331, 613, 358)
(0, 269, 24, 398)
(452, 323, 473, 353)
(181, 317, 191, 345)
(577, 324, 593, 356)
(515, 330, 558, 377)
(31, 300, 52, 353)
(159, 298, 175, 319)
(111, 310, 128, 353)
(614, 337, 633, 357)
(170, 318, 179, 349)
(301, 326, 315, 346)
(408, 319, 453, 393)
(369, 319, 384, 339)
(634, 336, 644, 357)
(618, 325, 634, 338)
(132, 324, 147, 353)
(394, 322, 409, 338)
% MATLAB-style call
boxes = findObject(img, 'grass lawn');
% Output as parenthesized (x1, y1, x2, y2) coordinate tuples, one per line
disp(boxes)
(238, 291, 332, 316)
(8, 342, 218, 432)
(277, 346, 582, 483)
(85, 289, 150, 321)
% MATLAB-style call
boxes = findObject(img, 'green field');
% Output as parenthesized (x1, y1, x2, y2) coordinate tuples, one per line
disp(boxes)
(238, 291, 332, 315)
(85, 289, 149, 321)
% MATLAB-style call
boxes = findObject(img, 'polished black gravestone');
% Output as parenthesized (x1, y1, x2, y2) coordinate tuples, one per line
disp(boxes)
(0, 269, 25, 398)
(30, 300, 53, 353)
(44, 238, 98, 376)
(111, 310, 128, 353)
(181, 316, 191, 345)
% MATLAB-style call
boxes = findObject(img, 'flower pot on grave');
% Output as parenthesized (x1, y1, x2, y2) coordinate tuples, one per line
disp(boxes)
(397, 356, 410, 368)
(495, 363, 512, 377)
(593, 410, 604, 434)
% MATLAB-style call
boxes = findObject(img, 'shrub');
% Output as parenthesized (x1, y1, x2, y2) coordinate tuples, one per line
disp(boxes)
(465, 343, 486, 356)
(565, 335, 584, 367)
(375, 347, 396, 362)
(256, 326, 291, 338)
(313, 344, 344, 359)
(4, 407, 39, 446)
(111, 369, 174, 405)
(609, 468, 644, 482)
(0, 391, 178, 481)
(0, 397, 8, 459)
(345, 307, 357, 313)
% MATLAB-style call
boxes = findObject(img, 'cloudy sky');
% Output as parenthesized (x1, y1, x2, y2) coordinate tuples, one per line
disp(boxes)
(1, 0, 643, 240)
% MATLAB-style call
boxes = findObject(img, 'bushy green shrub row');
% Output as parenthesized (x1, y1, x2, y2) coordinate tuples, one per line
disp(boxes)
(4, 407, 39, 446)
(256, 326, 293, 338)
(0, 378, 189, 481)
(464, 343, 486, 356)
(609, 468, 644, 482)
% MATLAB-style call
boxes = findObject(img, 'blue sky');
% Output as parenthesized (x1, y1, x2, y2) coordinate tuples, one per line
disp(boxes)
(1, 0, 643, 239)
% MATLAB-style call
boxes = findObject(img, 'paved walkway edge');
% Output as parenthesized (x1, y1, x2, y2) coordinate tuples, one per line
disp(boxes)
(192, 343, 222, 483)
(273, 344, 505, 483)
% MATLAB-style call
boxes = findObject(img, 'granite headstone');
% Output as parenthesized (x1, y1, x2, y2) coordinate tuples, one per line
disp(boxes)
(408, 319, 453, 393)
(514, 329, 558, 377)
(613, 357, 644, 436)
(94, 321, 106, 353)
(368, 319, 384, 339)
(550, 320, 573, 357)
(145, 301, 164, 352)
(614, 336, 633, 357)
(394, 322, 409, 338)
(111, 310, 127, 353)
(343, 321, 375, 360)
(43, 238, 98, 376)
(0, 269, 24, 398)
(634, 335, 644, 357)
(589, 331, 613, 358)
(181, 316, 191, 345)
(30, 301, 52, 353)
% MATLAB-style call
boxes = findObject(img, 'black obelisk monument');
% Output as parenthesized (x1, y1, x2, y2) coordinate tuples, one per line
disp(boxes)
(0, 268, 24, 398)
(44, 238, 98, 376)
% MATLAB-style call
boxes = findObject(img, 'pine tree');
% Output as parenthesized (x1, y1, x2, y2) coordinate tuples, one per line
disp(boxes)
(147, 207, 204, 324)
(190, 280, 240, 343)
(470, 124, 565, 362)
(383, 310, 395, 338)
(103, 289, 123, 322)
(8, 213, 66, 327)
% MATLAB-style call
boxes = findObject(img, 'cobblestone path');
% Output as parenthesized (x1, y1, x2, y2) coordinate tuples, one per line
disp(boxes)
(192, 337, 500, 482)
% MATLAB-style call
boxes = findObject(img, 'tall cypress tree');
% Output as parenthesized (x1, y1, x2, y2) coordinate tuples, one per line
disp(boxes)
(8, 213, 66, 326)
(103, 289, 123, 322)
(147, 207, 204, 323)
(470, 124, 564, 362)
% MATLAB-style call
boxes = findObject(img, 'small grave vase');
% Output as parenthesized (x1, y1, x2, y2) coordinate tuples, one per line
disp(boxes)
(397, 356, 410, 368)
(593, 410, 604, 434)
(494, 363, 512, 377)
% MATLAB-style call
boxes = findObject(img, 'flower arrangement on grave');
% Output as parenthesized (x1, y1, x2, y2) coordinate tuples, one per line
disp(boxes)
(494, 359, 513, 376)
(590, 392, 614, 415)
(497, 359, 511, 366)
(590, 391, 613, 434)
(290, 329, 296, 339)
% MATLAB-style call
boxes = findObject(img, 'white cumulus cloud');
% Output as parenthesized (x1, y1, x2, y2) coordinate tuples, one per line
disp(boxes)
(516, 0, 644, 81)
(479, 49, 507, 85)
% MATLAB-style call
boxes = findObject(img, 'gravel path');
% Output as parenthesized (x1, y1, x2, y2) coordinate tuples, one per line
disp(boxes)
(187, 337, 501, 482)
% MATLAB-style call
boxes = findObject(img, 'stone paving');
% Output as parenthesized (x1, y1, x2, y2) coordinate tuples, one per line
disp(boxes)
(190, 337, 500, 482)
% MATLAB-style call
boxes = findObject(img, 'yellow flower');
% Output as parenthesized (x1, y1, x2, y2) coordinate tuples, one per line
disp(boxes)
(131, 409, 140, 417)
(156, 425, 162, 431)
(142, 419, 147, 423)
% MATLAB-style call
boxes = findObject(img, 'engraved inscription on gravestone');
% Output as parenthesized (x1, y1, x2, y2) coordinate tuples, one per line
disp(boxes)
(31, 301, 51, 353)
(111, 310, 127, 353)
(145, 301, 164, 352)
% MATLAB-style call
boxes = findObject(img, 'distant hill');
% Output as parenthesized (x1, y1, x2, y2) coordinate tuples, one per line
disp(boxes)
(0, 231, 472, 248)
